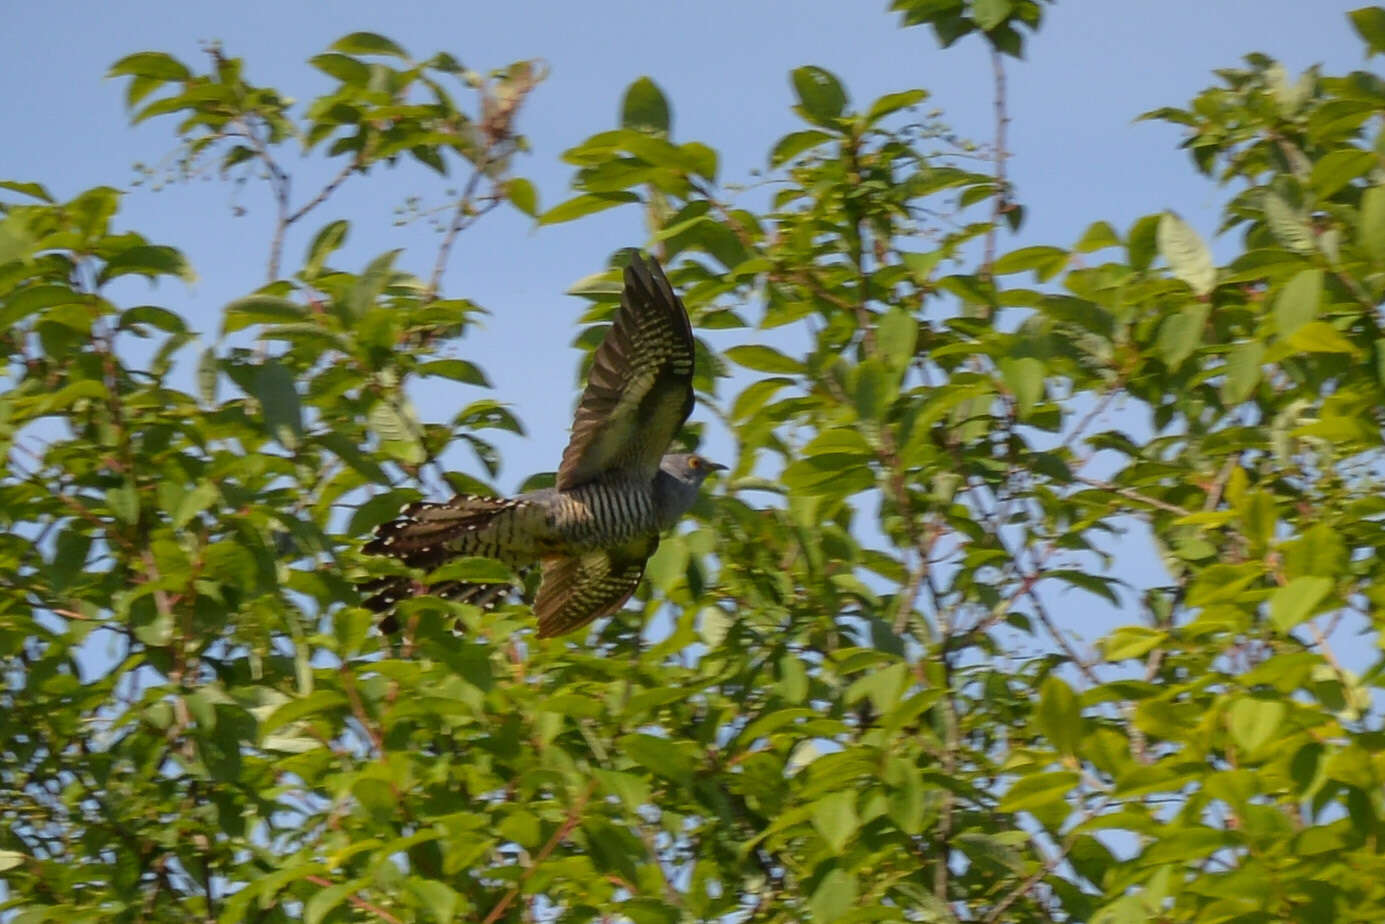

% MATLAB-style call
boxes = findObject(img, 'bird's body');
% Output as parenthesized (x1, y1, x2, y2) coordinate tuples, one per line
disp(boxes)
(361, 254, 721, 638)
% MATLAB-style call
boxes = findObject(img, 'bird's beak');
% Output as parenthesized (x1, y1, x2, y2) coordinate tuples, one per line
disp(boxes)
(706, 460, 728, 472)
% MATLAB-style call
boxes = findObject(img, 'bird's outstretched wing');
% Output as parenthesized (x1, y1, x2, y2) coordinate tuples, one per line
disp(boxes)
(556, 253, 695, 491)
(533, 540, 655, 638)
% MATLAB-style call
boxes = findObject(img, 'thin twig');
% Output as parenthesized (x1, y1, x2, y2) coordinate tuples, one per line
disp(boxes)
(428, 158, 495, 298)
(231, 116, 291, 281)
(981, 796, 1112, 923)
(286, 156, 361, 225)
(305, 875, 403, 924)
(339, 666, 384, 756)
(1074, 475, 1192, 517)
(981, 47, 1010, 276)
(480, 781, 597, 924)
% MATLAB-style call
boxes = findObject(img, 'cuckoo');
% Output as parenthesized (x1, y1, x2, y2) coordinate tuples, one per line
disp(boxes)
(361, 253, 723, 638)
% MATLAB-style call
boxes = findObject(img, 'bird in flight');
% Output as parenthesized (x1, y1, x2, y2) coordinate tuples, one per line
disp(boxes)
(361, 252, 723, 638)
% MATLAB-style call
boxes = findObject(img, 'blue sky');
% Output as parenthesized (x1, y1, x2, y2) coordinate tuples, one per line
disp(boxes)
(0, 1, 1372, 652)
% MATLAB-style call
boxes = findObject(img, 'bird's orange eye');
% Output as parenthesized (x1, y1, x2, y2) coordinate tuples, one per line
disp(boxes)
(689, 456, 701, 469)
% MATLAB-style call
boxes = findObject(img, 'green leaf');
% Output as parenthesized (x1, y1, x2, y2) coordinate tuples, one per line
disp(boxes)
(1359, 185, 1385, 263)
(1350, 6, 1385, 55)
(505, 177, 538, 218)
(304, 220, 349, 279)
(854, 358, 892, 421)
(0, 851, 25, 873)
(0, 180, 55, 202)
(1156, 304, 1208, 368)
(107, 482, 139, 525)
(621, 77, 671, 135)
(1228, 699, 1286, 754)
(1273, 268, 1321, 336)
(425, 557, 515, 585)
(538, 191, 640, 225)
(1262, 192, 1315, 253)
(769, 130, 834, 167)
(1102, 626, 1167, 661)
(121, 305, 187, 334)
(417, 359, 490, 387)
(1157, 212, 1215, 295)
(620, 733, 694, 784)
(260, 691, 350, 737)
(223, 295, 307, 333)
(865, 88, 928, 123)
(1000, 356, 1044, 418)
(811, 791, 859, 854)
(0, 284, 80, 327)
(304, 878, 364, 924)
(1074, 220, 1120, 252)
(791, 66, 848, 124)
(724, 344, 806, 374)
(197, 348, 218, 405)
(172, 481, 219, 529)
(1287, 321, 1357, 354)
(1037, 675, 1081, 757)
(1220, 339, 1264, 405)
(972, 0, 1014, 31)
(331, 32, 408, 57)
(107, 51, 190, 81)
(999, 771, 1078, 811)
(99, 245, 195, 284)
(992, 245, 1068, 280)
(1270, 576, 1332, 632)
(878, 307, 919, 371)
(1310, 148, 1376, 198)
(809, 867, 858, 922)
(253, 361, 303, 449)
(371, 402, 425, 463)
(309, 53, 371, 85)
(407, 878, 462, 923)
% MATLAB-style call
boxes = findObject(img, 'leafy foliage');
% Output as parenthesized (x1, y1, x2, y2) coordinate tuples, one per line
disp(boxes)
(3, 8, 1385, 924)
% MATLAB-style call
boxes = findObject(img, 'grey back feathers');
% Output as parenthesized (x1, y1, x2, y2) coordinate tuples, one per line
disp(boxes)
(361, 253, 721, 639)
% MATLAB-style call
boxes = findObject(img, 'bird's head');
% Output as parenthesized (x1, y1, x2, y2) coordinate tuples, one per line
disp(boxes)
(660, 452, 727, 487)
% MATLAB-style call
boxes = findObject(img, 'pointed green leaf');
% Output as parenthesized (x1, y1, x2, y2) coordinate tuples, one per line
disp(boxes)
(1287, 321, 1357, 354)
(1270, 576, 1332, 632)
(811, 791, 859, 854)
(621, 77, 671, 135)
(878, 307, 919, 371)
(1273, 268, 1321, 336)
(1350, 6, 1385, 55)
(1228, 699, 1286, 754)
(1262, 192, 1315, 253)
(1221, 339, 1264, 405)
(791, 66, 847, 124)
(1157, 212, 1215, 295)
(538, 191, 640, 225)
(304, 220, 349, 279)
(769, 130, 834, 167)
(972, 0, 1014, 31)
(505, 177, 538, 218)
(1037, 675, 1081, 757)
(1000, 356, 1044, 417)
(253, 361, 303, 450)
(331, 32, 407, 57)
(809, 867, 858, 922)
(107, 51, 190, 81)
(724, 345, 806, 374)
(1359, 185, 1385, 263)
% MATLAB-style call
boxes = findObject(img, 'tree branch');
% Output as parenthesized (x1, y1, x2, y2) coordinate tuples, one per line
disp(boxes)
(982, 47, 1011, 276)
(480, 781, 597, 924)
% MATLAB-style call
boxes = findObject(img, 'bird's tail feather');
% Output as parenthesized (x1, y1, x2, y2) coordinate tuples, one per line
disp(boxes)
(359, 494, 527, 629)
